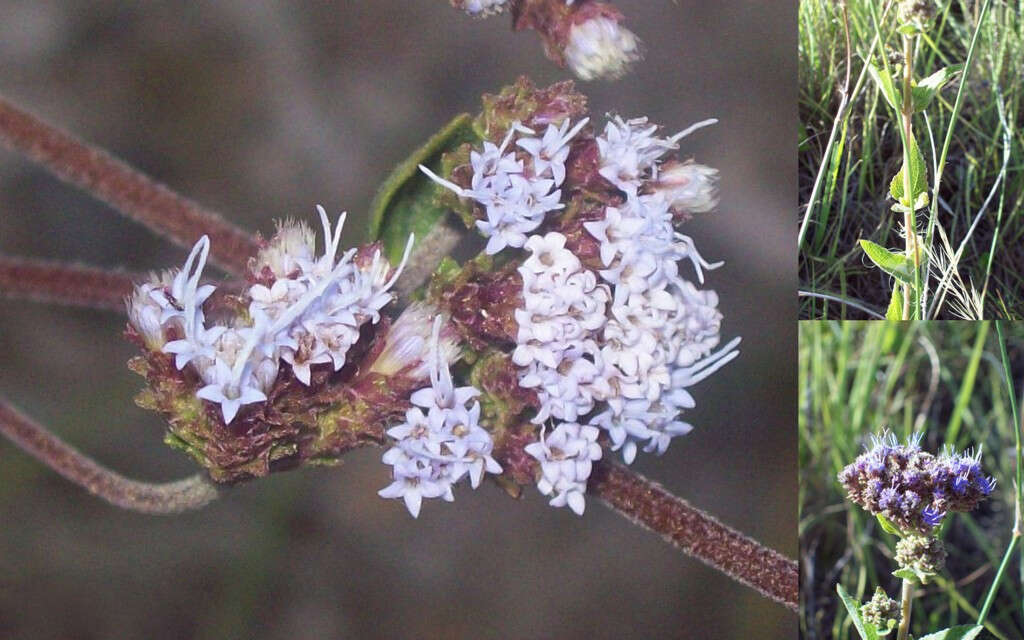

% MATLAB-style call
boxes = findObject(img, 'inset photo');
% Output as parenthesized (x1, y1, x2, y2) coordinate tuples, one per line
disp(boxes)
(799, 1, 1024, 320)
(799, 320, 1023, 639)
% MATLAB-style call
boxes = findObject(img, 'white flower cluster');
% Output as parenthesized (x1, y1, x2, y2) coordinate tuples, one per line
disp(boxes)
(514, 232, 610, 424)
(420, 117, 588, 255)
(415, 114, 733, 516)
(515, 116, 736, 513)
(596, 116, 719, 197)
(127, 207, 412, 424)
(524, 422, 602, 515)
(379, 318, 502, 517)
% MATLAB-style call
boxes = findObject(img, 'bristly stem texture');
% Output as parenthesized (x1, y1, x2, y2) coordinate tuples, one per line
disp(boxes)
(588, 459, 798, 611)
(0, 399, 218, 514)
(0, 95, 258, 275)
(0, 255, 140, 311)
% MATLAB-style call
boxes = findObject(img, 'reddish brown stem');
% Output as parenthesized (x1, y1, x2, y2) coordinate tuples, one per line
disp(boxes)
(588, 459, 798, 611)
(0, 255, 140, 311)
(0, 95, 258, 275)
(0, 399, 217, 514)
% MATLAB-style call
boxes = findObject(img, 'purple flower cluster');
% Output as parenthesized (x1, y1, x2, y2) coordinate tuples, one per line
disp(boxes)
(838, 432, 995, 534)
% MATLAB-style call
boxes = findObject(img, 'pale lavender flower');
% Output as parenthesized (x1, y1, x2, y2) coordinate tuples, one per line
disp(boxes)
(379, 316, 501, 517)
(525, 422, 603, 515)
(516, 117, 589, 187)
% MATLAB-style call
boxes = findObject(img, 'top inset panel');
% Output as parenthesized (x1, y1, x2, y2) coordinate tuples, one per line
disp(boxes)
(798, 0, 1022, 320)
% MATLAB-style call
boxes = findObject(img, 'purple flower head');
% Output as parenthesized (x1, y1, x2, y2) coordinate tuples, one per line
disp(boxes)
(878, 487, 899, 511)
(930, 446, 995, 514)
(922, 506, 945, 528)
(838, 430, 993, 534)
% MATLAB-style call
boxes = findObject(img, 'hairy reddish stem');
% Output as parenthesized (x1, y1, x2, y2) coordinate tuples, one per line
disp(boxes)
(0, 399, 217, 514)
(588, 459, 798, 611)
(0, 95, 258, 275)
(0, 255, 141, 311)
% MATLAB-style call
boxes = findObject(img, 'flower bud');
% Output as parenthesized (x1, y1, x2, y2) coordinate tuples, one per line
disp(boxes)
(455, 0, 509, 17)
(369, 303, 459, 379)
(564, 9, 640, 81)
(253, 219, 315, 279)
(126, 271, 177, 349)
(896, 534, 946, 578)
(650, 160, 719, 216)
(860, 587, 901, 630)
(898, 0, 936, 33)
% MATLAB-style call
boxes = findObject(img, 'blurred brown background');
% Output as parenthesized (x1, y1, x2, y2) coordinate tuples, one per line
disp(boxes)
(0, 1, 796, 638)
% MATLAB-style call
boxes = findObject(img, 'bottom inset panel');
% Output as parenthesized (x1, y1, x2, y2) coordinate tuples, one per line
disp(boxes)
(799, 321, 1022, 640)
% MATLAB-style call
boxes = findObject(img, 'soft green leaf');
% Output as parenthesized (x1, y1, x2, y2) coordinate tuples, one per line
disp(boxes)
(892, 567, 934, 584)
(911, 65, 962, 112)
(837, 585, 881, 640)
(876, 513, 903, 535)
(867, 63, 901, 111)
(367, 113, 480, 263)
(886, 289, 904, 321)
(889, 134, 928, 208)
(916, 625, 985, 640)
(860, 240, 916, 284)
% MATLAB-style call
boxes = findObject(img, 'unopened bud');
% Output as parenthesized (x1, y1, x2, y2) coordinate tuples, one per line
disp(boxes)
(564, 11, 640, 81)
(651, 160, 719, 215)
(896, 534, 946, 577)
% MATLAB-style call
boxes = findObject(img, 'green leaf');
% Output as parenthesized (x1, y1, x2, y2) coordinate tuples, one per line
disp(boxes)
(876, 513, 903, 535)
(911, 65, 962, 112)
(886, 288, 904, 321)
(892, 566, 936, 584)
(867, 63, 901, 111)
(916, 625, 985, 640)
(367, 113, 481, 263)
(860, 240, 916, 284)
(837, 585, 881, 640)
(889, 134, 928, 208)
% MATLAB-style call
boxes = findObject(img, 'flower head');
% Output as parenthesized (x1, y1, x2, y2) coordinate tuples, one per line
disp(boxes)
(838, 431, 994, 534)
(128, 207, 413, 424)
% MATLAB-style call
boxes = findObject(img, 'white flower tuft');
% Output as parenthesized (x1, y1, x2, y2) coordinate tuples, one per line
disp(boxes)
(127, 207, 413, 424)
(379, 316, 502, 518)
(596, 116, 717, 194)
(524, 422, 603, 515)
(419, 118, 586, 255)
(503, 113, 738, 473)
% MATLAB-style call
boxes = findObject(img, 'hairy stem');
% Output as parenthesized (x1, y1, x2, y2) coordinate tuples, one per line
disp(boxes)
(588, 459, 798, 611)
(0, 95, 258, 275)
(896, 577, 914, 640)
(393, 222, 464, 301)
(0, 255, 141, 311)
(0, 399, 217, 514)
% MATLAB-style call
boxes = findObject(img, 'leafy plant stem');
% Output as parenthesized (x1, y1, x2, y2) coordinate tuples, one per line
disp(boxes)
(993, 320, 1024, 625)
(900, 33, 919, 321)
(896, 577, 914, 640)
